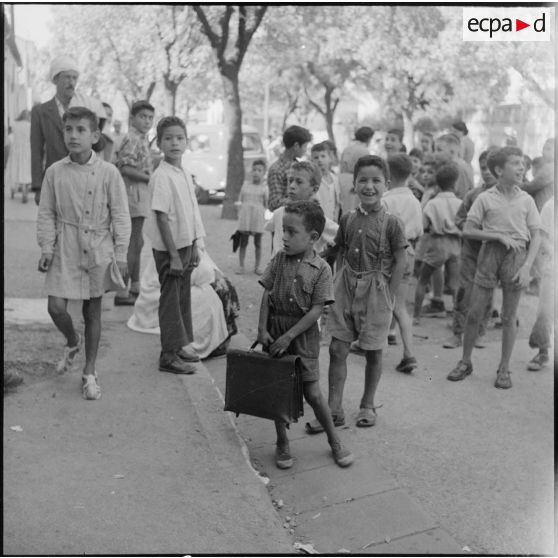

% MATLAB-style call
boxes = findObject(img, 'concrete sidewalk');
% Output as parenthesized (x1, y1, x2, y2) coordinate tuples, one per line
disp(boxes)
(204, 333, 464, 555)
(3, 301, 293, 555)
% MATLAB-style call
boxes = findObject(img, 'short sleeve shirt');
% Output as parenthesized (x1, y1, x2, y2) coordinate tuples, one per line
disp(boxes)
(259, 250, 334, 317)
(334, 206, 407, 274)
(381, 186, 423, 240)
(146, 161, 206, 251)
(467, 185, 540, 244)
(423, 192, 462, 236)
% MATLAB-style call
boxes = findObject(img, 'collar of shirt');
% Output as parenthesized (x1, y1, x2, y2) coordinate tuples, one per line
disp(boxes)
(159, 160, 184, 174)
(357, 204, 383, 216)
(491, 184, 522, 198)
(129, 125, 147, 141)
(62, 151, 97, 166)
(287, 249, 321, 269)
(383, 186, 413, 197)
(435, 191, 458, 199)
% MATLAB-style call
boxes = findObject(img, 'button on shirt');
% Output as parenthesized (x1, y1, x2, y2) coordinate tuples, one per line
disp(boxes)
(382, 186, 423, 240)
(147, 161, 206, 251)
(259, 250, 334, 317)
(466, 185, 540, 244)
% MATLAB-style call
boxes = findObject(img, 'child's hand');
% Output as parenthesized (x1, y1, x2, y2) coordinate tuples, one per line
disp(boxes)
(38, 254, 52, 273)
(169, 254, 184, 277)
(187, 244, 200, 270)
(512, 264, 531, 289)
(499, 234, 521, 252)
(257, 330, 274, 349)
(269, 334, 291, 357)
(117, 260, 128, 283)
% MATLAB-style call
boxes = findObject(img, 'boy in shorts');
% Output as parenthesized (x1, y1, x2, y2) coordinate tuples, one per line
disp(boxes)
(115, 100, 155, 305)
(447, 147, 540, 389)
(413, 163, 462, 323)
(258, 200, 354, 469)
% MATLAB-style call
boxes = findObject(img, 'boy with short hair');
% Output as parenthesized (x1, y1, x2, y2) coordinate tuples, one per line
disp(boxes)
(258, 200, 354, 469)
(382, 154, 423, 373)
(443, 149, 497, 349)
(114, 100, 155, 305)
(413, 163, 462, 323)
(316, 155, 407, 428)
(447, 147, 541, 389)
(267, 125, 312, 212)
(435, 133, 474, 200)
(265, 161, 338, 256)
(407, 147, 425, 200)
(311, 141, 340, 222)
(37, 106, 131, 400)
(147, 116, 206, 374)
(384, 128, 405, 156)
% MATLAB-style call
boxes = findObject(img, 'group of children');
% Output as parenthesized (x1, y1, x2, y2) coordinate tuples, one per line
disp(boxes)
(35, 106, 551, 472)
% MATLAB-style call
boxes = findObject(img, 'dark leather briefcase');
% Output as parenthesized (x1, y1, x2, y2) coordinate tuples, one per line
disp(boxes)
(224, 342, 304, 423)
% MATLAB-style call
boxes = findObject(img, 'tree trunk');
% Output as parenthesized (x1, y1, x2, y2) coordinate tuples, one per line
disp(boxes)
(164, 80, 179, 116)
(324, 89, 336, 146)
(402, 110, 414, 150)
(221, 71, 244, 220)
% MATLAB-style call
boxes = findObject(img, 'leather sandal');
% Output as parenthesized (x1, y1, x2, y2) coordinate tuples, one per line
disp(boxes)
(305, 411, 345, 434)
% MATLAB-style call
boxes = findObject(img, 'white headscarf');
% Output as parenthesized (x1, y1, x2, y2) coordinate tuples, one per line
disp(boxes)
(49, 55, 80, 82)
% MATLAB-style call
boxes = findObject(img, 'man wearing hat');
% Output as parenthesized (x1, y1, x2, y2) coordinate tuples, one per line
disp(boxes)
(30, 55, 107, 205)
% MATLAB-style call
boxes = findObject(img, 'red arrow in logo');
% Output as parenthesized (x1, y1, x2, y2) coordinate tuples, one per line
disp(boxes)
(516, 18, 530, 31)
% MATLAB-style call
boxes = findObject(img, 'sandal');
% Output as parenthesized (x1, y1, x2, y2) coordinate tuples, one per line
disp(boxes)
(82, 372, 101, 400)
(356, 407, 377, 428)
(305, 411, 345, 434)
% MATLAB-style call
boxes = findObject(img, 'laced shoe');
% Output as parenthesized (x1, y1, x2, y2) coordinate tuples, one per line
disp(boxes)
(447, 360, 472, 381)
(56, 334, 82, 373)
(527, 351, 549, 371)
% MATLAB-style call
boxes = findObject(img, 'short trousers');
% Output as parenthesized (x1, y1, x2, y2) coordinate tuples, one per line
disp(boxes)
(126, 182, 151, 218)
(328, 266, 395, 351)
(267, 314, 320, 382)
(474, 241, 527, 290)
(422, 235, 461, 269)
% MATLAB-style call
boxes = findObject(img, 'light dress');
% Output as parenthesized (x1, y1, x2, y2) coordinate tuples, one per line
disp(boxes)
(237, 183, 268, 234)
(127, 248, 229, 359)
(5, 120, 32, 189)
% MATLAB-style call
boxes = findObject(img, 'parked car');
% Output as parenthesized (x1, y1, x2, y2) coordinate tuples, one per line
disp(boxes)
(183, 124, 267, 204)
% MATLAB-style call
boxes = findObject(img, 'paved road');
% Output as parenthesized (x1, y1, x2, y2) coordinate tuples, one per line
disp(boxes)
(4, 193, 555, 555)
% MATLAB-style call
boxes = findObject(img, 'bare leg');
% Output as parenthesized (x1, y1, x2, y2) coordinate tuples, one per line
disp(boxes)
(82, 297, 102, 376)
(328, 337, 351, 413)
(360, 349, 382, 409)
(47, 296, 79, 346)
(414, 264, 435, 318)
(461, 284, 493, 363)
(274, 420, 289, 446)
(254, 233, 262, 272)
(432, 266, 444, 300)
(393, 280, 414, 358)
(304, 381, 340, 445)
(498, 287, 522, 373)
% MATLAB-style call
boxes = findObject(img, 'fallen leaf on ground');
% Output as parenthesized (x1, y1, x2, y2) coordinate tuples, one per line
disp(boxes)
(293, 542, 319, 554)
(10, 425, 23, 432)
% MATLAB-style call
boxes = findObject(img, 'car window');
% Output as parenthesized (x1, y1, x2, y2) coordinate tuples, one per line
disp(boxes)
(242, 133, 263, 153)
(188, 134, 212, 153)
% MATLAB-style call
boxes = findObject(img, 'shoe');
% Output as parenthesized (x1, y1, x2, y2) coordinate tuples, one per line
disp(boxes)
(447, 360, 472, 381)
(114, 293, 137, 306)
(443, 335, 462, 349)
(395, 356, 418, 373)
(4, 371, 24, 389)
(159, 357, 197, 374)
(235, 267, 245, 275)
(355, 407, 377, 427)
(387, 333, 397, 345)
(56, 334, 82, 373)
(254, 266, 264, 275)
(305, 411, 345, 434)
(82, 372, 101, 400)
(176, 346, 200, 363)
(494, 369, 512, 389)
(275, 444, 294, 469)
(527, 352, 549, 371)
(331, 441, 355, 467)
(422, 300, 446, 318)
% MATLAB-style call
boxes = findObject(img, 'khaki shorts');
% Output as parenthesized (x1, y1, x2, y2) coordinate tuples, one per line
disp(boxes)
(126, 182, 151, 218)
(474, 241, 527, 290)
(422, 235, 460, 269)
(328, 266, 395, 351)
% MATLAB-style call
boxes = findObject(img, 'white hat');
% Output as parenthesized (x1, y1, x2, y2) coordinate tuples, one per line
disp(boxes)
(49, 55, 80, 82)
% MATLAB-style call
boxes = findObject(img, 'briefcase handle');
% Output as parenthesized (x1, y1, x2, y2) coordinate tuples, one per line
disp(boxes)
(249, 340, 259, 351)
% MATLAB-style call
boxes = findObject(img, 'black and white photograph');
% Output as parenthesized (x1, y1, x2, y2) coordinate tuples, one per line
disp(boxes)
(3, 2, 555, 555)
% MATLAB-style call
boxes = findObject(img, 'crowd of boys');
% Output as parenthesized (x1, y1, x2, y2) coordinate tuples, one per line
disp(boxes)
(8, 53, 553, 469)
